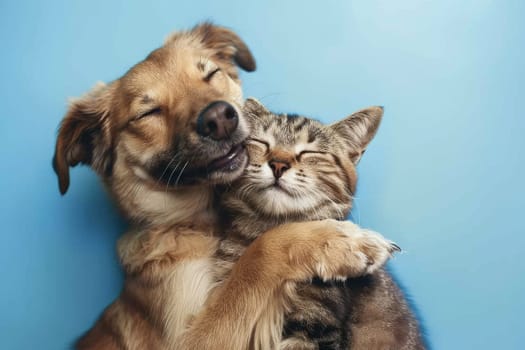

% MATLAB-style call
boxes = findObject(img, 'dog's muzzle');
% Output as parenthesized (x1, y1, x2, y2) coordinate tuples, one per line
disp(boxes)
(196, 101, 239, 140)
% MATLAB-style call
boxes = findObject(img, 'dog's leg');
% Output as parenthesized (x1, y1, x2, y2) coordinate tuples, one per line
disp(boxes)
(176, 219, 398, 350)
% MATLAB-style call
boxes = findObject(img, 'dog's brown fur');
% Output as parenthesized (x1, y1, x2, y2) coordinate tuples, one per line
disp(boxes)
(54, 23, 257, 349)
(54, 23, 396, 349)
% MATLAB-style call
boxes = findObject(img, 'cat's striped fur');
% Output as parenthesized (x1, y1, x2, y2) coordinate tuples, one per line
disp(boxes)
(216, 98, 425, 349)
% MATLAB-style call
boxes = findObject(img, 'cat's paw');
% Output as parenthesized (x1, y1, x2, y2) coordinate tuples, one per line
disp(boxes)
(313, 220, 399, 280)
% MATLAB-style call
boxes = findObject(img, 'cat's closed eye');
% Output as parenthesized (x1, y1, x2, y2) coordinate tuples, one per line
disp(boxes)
(246, 138, 270, 149)
(298, 150, 333, 165)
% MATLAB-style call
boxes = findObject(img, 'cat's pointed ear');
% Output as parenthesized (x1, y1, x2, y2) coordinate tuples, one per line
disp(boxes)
(243, 97, 270, 116)
(331, 106, 383, 164)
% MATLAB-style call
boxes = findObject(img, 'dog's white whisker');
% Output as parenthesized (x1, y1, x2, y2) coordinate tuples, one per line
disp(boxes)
(165, 161, 182, 195)
(174, 161, 189, 187)
(157, 153, 181, 185)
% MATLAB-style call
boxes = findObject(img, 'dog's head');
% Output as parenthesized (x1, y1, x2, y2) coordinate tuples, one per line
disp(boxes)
(53, 23, 255, 223)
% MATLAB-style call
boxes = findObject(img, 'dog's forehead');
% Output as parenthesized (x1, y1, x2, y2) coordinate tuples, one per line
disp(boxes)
(121, 44, 214, 99)
(128, 48, 195, 80)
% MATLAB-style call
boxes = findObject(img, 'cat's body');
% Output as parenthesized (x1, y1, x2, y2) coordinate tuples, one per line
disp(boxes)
(215, 99, 425, 349)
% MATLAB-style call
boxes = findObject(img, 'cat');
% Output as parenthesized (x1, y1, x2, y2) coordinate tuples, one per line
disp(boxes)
(214, 98, 425, 350)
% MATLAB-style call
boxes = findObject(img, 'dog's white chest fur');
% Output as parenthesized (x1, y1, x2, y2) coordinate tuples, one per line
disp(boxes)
(163, 257, 217, 346)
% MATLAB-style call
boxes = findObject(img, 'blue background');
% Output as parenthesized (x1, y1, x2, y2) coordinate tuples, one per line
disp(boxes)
(1, 1, 524, 349)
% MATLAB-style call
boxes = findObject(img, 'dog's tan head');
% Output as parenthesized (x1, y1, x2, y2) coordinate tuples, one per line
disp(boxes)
(53, 23, 256, 224)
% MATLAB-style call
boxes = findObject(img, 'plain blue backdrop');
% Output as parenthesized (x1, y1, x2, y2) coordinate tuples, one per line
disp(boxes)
(1, 0, 524, 349)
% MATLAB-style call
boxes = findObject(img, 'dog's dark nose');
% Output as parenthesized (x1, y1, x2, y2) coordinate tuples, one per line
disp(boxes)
(197, 101, 239, 140)
(269, 160, 290, 179)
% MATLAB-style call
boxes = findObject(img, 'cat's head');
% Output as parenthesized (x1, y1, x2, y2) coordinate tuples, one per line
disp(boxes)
(226, 98, 383, 221)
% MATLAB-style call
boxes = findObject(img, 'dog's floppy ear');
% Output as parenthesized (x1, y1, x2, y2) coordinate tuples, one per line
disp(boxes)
(193, 22, 256, 72)
(53, 82, 115, 195)
(330, 106, 384, 164)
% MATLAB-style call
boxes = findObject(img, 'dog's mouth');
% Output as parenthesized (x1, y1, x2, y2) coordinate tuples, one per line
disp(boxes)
(207, 143, 246, 173)
(186, 143, 248, 184)
(151, 142, 248, 186)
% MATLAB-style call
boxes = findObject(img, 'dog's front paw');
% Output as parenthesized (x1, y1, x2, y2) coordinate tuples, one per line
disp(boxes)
(313, 220, 399, 280)
(337, 221, 399, 274)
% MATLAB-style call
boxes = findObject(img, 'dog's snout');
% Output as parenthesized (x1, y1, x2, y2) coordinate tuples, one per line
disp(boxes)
(197, 101, 239, 140)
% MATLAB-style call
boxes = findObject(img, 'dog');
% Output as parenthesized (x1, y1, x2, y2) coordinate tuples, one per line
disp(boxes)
(54, 22, 256, 349)
(54, 23, 396, 349)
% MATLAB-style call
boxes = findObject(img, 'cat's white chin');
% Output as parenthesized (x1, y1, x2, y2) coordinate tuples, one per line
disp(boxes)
(259, 187, 319, 216)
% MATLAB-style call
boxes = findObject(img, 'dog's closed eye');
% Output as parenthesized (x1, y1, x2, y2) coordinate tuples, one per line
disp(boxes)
(204, 68, 221, 82)
(136, 107, 162, 120)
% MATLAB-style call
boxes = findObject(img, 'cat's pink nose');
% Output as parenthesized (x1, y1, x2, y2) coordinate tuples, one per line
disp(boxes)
(269, 160, 290, 178)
